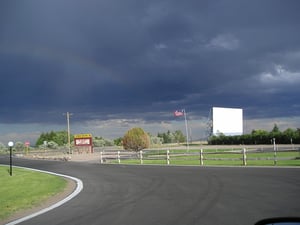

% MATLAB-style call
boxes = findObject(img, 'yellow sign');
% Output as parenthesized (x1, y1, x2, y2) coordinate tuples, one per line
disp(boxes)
(74, 133, 92, 138)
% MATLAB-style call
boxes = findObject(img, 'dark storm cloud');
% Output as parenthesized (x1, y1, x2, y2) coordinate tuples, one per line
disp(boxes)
(1, 0, 300, 124)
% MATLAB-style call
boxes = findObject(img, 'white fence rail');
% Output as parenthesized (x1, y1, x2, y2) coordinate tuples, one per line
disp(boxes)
(5, 144, 299, 166)
(98, 145, 300, 166)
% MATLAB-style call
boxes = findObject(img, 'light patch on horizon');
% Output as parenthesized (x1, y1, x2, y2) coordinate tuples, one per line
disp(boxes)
(0, 132, 41, 145)
(244, 116, 300, 134)
(1, 115, 300, 145)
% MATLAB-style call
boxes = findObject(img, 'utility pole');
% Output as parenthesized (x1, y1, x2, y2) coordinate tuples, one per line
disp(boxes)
(64, 112, 73, 154)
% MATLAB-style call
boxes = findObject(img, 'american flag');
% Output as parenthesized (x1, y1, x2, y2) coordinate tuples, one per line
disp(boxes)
(174, 110, 184, 117)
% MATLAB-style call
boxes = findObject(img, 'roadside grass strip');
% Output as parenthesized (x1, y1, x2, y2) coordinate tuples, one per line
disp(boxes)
(0, 165, 83, 225)
(0, 165, 66, 221)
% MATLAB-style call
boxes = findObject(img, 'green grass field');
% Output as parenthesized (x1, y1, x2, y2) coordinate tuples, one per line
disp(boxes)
(0, 166, 67, 221)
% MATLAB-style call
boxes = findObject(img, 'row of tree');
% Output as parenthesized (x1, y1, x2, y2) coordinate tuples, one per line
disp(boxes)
(157, 130, 186, 144)
(34, 128, 151, 151)
(34, 129, 186, 149)
(35, 131, 116, 148)
(36, 131, 71, 147)
(0, 141, 28, 151)
(32, 125, 300, 151)
(208, 125, 300, 145)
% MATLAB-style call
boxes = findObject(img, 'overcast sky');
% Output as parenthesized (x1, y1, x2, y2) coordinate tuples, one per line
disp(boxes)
(1, 0, 300, 144)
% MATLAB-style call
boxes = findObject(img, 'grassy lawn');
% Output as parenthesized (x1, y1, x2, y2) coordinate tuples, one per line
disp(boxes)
(0, 165, 67, 221)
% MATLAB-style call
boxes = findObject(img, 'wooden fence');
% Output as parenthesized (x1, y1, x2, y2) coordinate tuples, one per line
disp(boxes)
(99, 145, 300, 166)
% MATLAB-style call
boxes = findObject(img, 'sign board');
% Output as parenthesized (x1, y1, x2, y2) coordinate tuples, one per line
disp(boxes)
(74, 133, 92, 139)
(75, 138, 91, 146)
(74, 133, 94, 153)
(212, 107, 243, 136)
(74, 133, 93, 153)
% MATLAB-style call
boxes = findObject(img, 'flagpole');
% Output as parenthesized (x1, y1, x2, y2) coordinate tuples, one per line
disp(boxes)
(183, 109, 189, 151)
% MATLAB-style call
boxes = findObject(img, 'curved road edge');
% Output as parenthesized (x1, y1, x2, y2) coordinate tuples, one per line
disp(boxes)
(4, 165, 83, 225)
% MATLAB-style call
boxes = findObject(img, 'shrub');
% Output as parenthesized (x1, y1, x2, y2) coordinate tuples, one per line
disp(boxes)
(123, 127, 150, 152)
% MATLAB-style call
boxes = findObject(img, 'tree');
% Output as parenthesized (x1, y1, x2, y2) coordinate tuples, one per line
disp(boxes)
(35, 130, 73, 147)
(47, 141, 59, 149)
(150, 136, 163, 145)
(271, 124, 280, 133)
(0, 142, 5, 152)
(93, 136, 115, 147)
(158, 131, 172, 144)
(122, 127, 150, 152)
(114, 137, 123, 146)
(15, 141, 25, 152)
(251, 129, 269, 144)
(208, 125, 300, 145)
(270, 123, 282, 143)
(282, 128, 297, 144)
(52, 131, 68, 146)
(93, 138, 106, 147)
(173, 130, 186, 143)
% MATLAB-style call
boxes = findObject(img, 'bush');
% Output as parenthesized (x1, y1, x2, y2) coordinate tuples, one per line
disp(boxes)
(123, 127, 150, 152)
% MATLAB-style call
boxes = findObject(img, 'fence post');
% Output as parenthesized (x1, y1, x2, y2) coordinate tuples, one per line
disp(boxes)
(167, 149, 170, 165)
(273, 138, 277, 166)
(100, 151, 103, 164)
(242, 148, 247, 166)
(140, 150, 143, 164)
(117, 151, 120, 164)
(200, 149, 204, 166)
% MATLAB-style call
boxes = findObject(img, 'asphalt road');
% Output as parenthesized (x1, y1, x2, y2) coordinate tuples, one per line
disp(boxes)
(1, 157, 300, 225)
